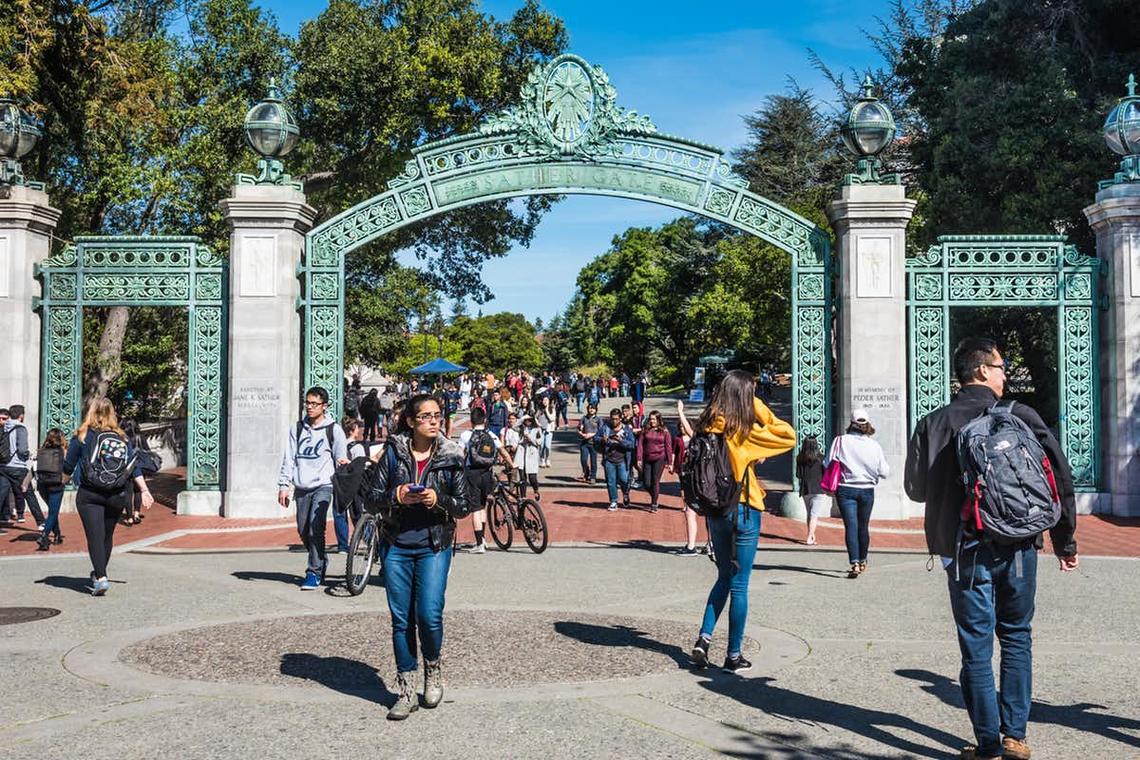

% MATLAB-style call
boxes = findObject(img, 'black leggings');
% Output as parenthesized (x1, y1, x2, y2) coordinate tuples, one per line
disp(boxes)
(642, 458, 666, 503)
(77, 488, 127, 578)
(517, 471, 540, 499)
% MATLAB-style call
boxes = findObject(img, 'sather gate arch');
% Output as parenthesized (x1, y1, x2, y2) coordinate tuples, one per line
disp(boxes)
(301, 54, 834, 447)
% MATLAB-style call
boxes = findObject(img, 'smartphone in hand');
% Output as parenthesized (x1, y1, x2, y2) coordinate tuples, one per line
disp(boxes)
(407, 484, 426, 494)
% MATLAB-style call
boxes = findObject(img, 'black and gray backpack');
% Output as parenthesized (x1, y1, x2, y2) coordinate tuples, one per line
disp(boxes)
(466, 429, 498, 469)
(955, 401, 1061, 543)
(82, 430, 138, 493)
(680, 432, 741, 518)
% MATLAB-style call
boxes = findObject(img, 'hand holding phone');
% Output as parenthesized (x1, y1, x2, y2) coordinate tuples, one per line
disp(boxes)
(408, 484, 426, 493)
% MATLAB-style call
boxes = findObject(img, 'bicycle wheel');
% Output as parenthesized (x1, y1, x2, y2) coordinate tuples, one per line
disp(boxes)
(345, 514, 379, 596)
(487, 495, 514, 550)
(518, 498, 549, 554)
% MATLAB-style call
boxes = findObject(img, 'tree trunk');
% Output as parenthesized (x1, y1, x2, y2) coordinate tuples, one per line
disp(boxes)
(85, 306, 130, 402)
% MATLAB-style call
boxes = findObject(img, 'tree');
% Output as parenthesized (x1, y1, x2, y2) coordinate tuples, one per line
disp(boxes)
(446, 312, 542, 375)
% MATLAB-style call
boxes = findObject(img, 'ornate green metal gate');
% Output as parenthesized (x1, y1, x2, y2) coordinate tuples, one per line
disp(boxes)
(302, 54, 834, 444)
(35, 236, 226, 490)
(906, 235, 1101, 489)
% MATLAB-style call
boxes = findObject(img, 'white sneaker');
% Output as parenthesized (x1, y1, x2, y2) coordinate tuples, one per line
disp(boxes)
(461, 542, 486, 554)
(607, 502, 618, 512)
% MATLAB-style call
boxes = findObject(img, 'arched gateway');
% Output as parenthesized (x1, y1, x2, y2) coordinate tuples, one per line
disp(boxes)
(302, 54, 833, 446)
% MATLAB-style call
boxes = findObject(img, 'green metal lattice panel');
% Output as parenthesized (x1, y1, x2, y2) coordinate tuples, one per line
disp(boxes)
(905, 235, 1102, 490)
(35, 236, 227, 490)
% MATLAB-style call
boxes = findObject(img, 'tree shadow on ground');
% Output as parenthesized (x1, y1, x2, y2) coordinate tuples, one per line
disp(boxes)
(279, 653, 395, 706)
(33, 575, 92, 594)
(897, 668, 1140, 749)
(556, 620, 960, 759)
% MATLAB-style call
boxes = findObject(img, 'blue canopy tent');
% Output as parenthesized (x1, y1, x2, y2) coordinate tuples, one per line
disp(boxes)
(409, 357, 467, 375)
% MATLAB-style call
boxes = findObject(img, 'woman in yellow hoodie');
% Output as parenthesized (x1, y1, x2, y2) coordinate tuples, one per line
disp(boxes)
(687, 370, 796, 673)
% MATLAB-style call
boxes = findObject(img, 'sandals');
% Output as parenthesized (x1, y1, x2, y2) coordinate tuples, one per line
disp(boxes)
(847, 563, 862, 579)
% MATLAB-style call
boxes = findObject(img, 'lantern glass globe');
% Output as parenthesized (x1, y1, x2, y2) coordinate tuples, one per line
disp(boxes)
(244, 100, 299, 159)
(1104, 100, 1140, 156)
(843, 100, 895, 157)
(0, 100, 39, 160)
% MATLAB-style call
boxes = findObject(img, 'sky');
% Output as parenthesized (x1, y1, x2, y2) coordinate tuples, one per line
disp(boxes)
(262, 0, 892, 322)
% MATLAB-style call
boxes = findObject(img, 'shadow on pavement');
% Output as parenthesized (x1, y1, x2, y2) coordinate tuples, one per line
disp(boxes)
(897, 669, 1140, 749)
(232, 570, 302, 586)
(33, 575, 92, 594)
(553, 621, 690, 668)
(754, 563, 850, 579)
(554, 619, 960, 757)
(279, 653, 395, 706)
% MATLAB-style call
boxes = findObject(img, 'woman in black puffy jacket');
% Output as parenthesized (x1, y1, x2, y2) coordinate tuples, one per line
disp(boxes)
(366, 393, 468, 721)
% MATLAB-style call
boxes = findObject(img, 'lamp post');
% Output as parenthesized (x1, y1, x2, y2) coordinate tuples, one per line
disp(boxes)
(840, 76, 899, 185)
(1099, 73, 1140, 189)
(237, 79, 302, 190)
(0, 98, 43, 189)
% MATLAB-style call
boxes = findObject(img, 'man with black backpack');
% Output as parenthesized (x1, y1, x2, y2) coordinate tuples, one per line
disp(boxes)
(457, 407, 513, 554)
(1, 404, 44, 527)
(278, 386, 349, 590)
(905, 337, 1079, 760)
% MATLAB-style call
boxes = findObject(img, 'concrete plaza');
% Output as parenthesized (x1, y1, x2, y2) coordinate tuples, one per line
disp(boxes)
(1, 537, 1138, 758)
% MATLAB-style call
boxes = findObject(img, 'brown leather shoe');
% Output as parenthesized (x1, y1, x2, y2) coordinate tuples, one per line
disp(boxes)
(1002, 737, 1030, 759)
(961, 745, 1002, 760)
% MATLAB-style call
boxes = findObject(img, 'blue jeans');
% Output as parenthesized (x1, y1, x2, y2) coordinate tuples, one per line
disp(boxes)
(540, 430, 552, 463)
(380, 541, 453, 672)
(38, 487, 64, 539)
(294, 486, 332, 576)
(579, 444, 597, 480)
(333, 506, 350, 552)
(836, 485, 875, 564)
(700, 505, 761, 656)
(575, 393, 585, 413)
(603, 459, 629, 503)
(946, 541, 1037, 757)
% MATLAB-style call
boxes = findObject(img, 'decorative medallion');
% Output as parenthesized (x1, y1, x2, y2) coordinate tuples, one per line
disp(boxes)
(478, 54, 656, 159)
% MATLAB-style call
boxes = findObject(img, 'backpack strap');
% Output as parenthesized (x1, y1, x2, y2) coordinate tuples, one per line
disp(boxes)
(990, 400, 1016, 415)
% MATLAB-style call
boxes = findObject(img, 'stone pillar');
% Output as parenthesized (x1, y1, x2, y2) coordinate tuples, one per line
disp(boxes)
(0, 185, 61, 443)
(1085, 182, 1140, 516)
(827, 184, 917, 519)
(218, 185, 316, 518)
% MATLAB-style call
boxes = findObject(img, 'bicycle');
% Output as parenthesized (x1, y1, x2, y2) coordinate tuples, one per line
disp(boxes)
(486, 472, 549, 553)
(345, 511, 381, 596)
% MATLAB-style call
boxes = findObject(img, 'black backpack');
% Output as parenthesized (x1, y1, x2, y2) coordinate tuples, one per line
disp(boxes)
(36, 447, 65, 488)
(466, 429, 498, 469)
(0, 428, 11, 465)
(956, 401, 1062, 544)
(81, 430, 138, 493)
(680, 433, 742, 517)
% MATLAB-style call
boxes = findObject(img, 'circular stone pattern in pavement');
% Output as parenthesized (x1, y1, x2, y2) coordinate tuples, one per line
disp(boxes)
(0, 607, 61, 626)
(120, 610, 760, 690)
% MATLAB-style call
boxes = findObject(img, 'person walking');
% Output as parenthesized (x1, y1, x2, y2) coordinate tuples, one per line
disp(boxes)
(515, 414, 542, 500)
(535, 396, 555, 468)
(636, 410, 672, 512)
(825, 409, 890, 578)
(573, 376, 586, 414)
(673, 400, 702, 556)
(365, 393, 469, 720)
(795, 436, 828, 545)
(34, 428, 67, 550)
(277, 386, 348, 590)
(120, 419, 150, 526)
(486, 388, 509, 438)
(576, 403, 599, 484)
(905, 337, 1078, 760)
(686, 370, 796, 673)
(600, 408, 635, 511)
(1, 404, 45, 528)
(554, 383, 570, 429)
(61, 398, 155, 596)
(458, 406, 513, 554)
(360, 389, 381, 441)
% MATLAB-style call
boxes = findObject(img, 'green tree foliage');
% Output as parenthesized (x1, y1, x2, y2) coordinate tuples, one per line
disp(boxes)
(445, 313, 542, 375)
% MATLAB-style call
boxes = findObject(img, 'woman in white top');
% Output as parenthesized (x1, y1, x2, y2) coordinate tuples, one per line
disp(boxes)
(515, 415, 542, 499)
(825, 408, 889, 579)
(535, 396, 555, 468)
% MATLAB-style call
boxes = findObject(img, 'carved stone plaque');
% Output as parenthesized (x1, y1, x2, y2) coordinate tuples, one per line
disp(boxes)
(856, 236, 893, 298)
(239, 235, 276, 297)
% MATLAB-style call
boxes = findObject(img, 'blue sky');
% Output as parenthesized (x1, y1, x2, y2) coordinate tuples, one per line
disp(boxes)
(264, 0, 891, 322)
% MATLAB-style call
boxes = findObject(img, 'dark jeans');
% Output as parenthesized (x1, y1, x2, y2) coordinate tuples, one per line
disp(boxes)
(700, 505, 761, 656)
(380, 541, 452, 672)
(1, 466, 43, 524)
(642, 458, 666, 503)
(333, 504, 350, 552)
(836, 485, 875, 564)
(37, 486, 64, 539)
(77, 487, 127, 578)
(362, 414, 380, 441)
(603, 459, 629, 503)
(556, 406, 568, 427)
(946, 541, 1037, 757)
(579, 443, 597, 481)
(294, 486, 332, 576)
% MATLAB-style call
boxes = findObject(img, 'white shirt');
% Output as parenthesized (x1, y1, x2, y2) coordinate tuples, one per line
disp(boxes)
(825, 433, 889, 489)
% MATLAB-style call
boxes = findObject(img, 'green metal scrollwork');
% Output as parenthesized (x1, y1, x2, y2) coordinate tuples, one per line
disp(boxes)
(35, 236, 226, 490)
(906, 235, 1101, 490)
(302, 52, 833, 450)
